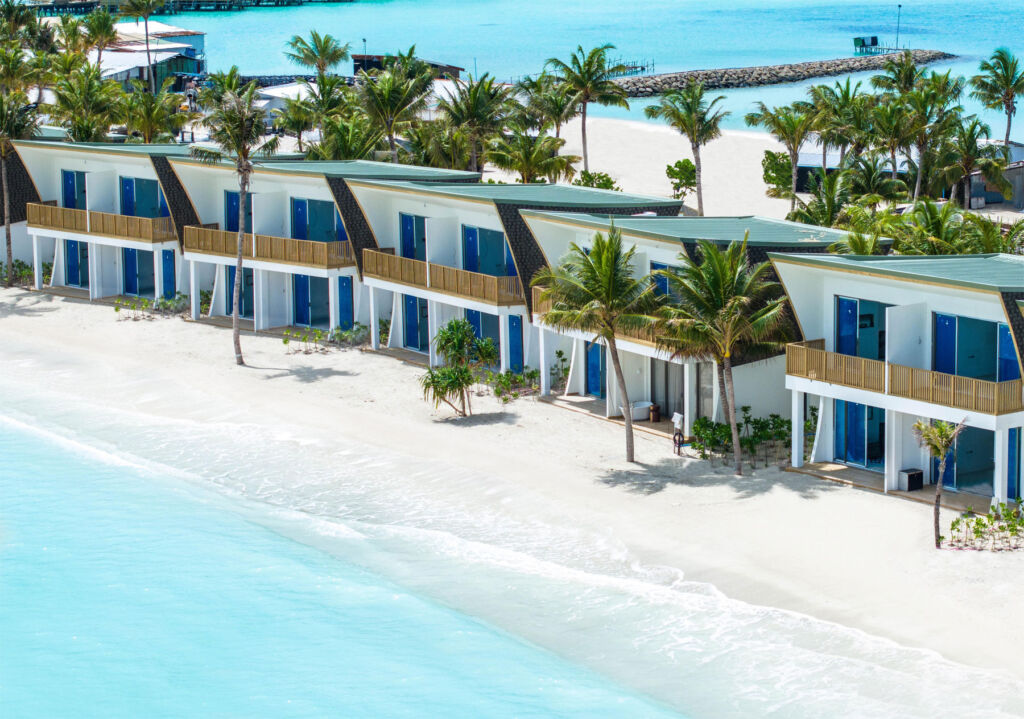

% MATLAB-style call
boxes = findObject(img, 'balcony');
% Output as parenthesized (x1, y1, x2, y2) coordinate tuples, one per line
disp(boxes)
(184, 226, 356, 269)
(786, 340, 1024, 415)
(27, 203, 177, 243)
(531, 286, 665, 349)
(363, 249, 524, 306)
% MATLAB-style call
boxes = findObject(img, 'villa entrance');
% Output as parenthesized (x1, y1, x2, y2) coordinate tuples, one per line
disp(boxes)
(834, 399, 885, 471)
(122, 248, 155, 298)
(64, 239, 89, 288)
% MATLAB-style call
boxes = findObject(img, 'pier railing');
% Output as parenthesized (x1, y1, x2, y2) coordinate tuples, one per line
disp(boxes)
(362, 249, 525, 306)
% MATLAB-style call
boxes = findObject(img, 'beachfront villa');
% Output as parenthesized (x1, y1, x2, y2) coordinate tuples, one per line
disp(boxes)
(17, 141, 195, 302)
(347, 181, 680, 370)
(172, 159, 479, 332)
(775, 253, 1024, 504)
(522, 213, 864, 434)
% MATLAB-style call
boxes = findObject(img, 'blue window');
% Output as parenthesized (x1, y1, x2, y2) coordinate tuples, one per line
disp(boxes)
(461, 224, 511, 277)
(291, 198, 337, 242)
(120, 177, 169, 218)
(997, 323, 1021, 382)
(650, 262, 671, 297)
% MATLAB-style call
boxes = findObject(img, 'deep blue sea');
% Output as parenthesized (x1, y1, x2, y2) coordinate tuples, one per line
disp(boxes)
(169, 0, 1024, 138)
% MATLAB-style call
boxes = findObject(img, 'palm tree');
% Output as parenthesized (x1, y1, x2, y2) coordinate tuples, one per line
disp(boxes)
(285, 30, 350, 75)
(545, 44, 629, 172)
(970, 48, 1024, 148)
(846, 153, 907, 209)
(27, 50, 53, 106)
(0, 42, 29, 94)
(870, 50, 923, 95)
(524, 76, 576, 138)
(810, 78, 863, 166)
(436, 73, 512, 172)
(356, 68, 431, 163)
(119, 0, 166, 93)
(48, 63, 124, 142)
(870, 102, 912, 180)
(300, 71, 355, 140)
(788, 169, 852, 227)
(420, 318, 497, 416)
(904, 86, 940, 202)
(122, 78, 192, 142)
(0, 0, 36, 36)
(745, 102, 816, 210)
(655, 238, 787, 475)
(274, 97, 314, 152)
(192, 81, 278, 366)
(83, 8, 117, 69)
(939, 116, 1010, 209)
(965, 214, 1024, 254)
(406, 119, 471, 169)
(0, 92, 38, 288)
(644, 82, 729, 216)
(487, 120, 578, 183)
(912, 419, 966, 548)
(200, 66, 241, 107)
(895, 200, 971, 254)
(532, 225, 659, 462)
(308, 114, 386, 160)
(56, 15, 86, 54)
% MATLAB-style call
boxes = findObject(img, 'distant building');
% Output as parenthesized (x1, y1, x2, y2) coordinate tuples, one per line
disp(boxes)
(353, 54, 464, 80)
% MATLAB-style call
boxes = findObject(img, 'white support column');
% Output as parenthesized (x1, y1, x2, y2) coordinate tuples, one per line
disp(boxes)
(427, 300, 439, 367)
(369, 288, 380, 350)
(884, 409, 902, 492)
(683, 361, 697, 438)
(328, 275, 339, 331)
(189, 261, 200, 320)
(539, 328, 550, 396)
(711, 362, 723, 423)
(152, 249, 163, 302)
(252, 270, 265, 331)
(87, 243, 99, 300)
(499, 312, 510, 373)
(31, 235, 42, 289)
(605, 344, 615, 418)
(791, 390, 805, 468)
(994, 428, 1010, 504)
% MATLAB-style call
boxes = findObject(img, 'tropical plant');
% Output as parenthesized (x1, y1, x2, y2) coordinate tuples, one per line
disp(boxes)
(119, 0, 166, 93)
(545, 44, 629, 172)
(83, 8, 117, 68)
(532, 224, 659, 462)
(0, 41, 29, 94)
(0, 92, 38, 288)
(939, 115, 1010, 209)
(285, 30, 350, 75)
(56, 15, 86, 54)
(894, 200, 972, 254)
(405, 119, 471, 169)
(970, 48, 1024, 148)
(644, 82, 729, 216)
(870, 50, 923, 95)
(965, 214, 1024, 254)
(912, 418, 967, 548)
(0, 0, 36, 36)
(665, 158, 696, 201)
(192, 79, 278, 365)
(522, 75, 576, 138)
(274, 97, 314, 152)
(745, 102, 816, 210)
(300, 71, 355, 139)
(654, 238, 788, 475)
(807, 78, 862, 167)
(356, 68, 431, 163)
(200, 66, 241, 107)
(27, 50, 54, 105)
(436, 73, 512, 172)
(760, 150, 791, 199)
(308, 113, 386, 160)
(845, 153, 907, 209)
(787, 169, 852, 227)
(48, 63, 124, 141)
(419, 318, 497, 416)
(487, 119, 578, 183)
(870, 101, 912, 180)
(122, 78, 192, 142)
(572, 169, 619, 190)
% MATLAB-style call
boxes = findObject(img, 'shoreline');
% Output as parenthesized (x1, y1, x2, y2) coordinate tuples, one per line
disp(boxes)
(2, 288, 1024, 706)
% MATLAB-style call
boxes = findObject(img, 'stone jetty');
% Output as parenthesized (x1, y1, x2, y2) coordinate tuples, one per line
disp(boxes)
(614, 50, 955, 97)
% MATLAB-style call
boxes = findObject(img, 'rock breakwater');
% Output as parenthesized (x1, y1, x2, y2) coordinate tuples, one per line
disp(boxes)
(615, 50, 955, 97)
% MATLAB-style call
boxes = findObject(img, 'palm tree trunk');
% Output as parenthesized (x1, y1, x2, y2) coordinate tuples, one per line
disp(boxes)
(1005, 109, 1013, 149)
(143, 16, 154, 94)
(821, 142, 827, 172)
(581, 102, 589, 173)
(692, 142, 704, 216)
(963, 176, 971, 210)
(97, 46, 103, 69)
(934, 458, 946, 548)
(722, 354, 743, 476)
(3, 153, 12, 289)
(388, 131, 398, 164)
(233, 172, 247, 366)
(839, 144, 847, 167)
(555, 121, 561, 139)
(607, 337, 634, 463)
(891, 150, 899, 181)
(713, 358, 731, 462)
(469, 140, 478, 174)
(913, 141, 926, 201)
(789, 149, 798, 212)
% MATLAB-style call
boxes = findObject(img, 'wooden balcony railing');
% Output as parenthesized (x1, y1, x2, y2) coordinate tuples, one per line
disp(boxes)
(362, 249, 525, 306)
(786, 340, 1024, 415)
(184, 226, 356, 269)
(26, 203, 176, 242)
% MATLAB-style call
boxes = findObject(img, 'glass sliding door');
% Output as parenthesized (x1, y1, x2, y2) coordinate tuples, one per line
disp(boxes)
(225, 266, 254, 318)
(834, 399, 884, 470)
(65, 240, 89, 288)
(586, 342, 606, 399)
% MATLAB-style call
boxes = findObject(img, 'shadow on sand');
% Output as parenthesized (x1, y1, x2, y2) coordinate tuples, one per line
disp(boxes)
(433, 410, 518, 427)
(259, 365, 356, 383)
(0, 291, 64, 318)
(598, 457, 842, 500)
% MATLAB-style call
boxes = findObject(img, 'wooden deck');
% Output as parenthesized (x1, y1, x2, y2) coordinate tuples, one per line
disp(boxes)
(27, 203, 177, 243)
(363, 249, 525, 306)
(184, 226, 356, 270)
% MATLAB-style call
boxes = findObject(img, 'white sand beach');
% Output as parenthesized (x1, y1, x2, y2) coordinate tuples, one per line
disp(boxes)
(2, 286, 1022, 692)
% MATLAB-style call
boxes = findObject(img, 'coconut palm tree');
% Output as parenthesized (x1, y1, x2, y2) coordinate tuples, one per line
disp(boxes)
(0, 92, 38, 288)
(300, 71, 355, 140)
(200, 66, 241, 107)
(27, 50, 53, 105)
(655, 238, 787, 475)
(970, 48, 1024, 148)
(406, 119, 471, 169)
(523, 75, 576, 138)
(912, 419, 966, 548)
(894, 200, 971, 254)
(56, 15, 87, 54)
(122, 78, 192, 142)
(870, 50, 923, 95)
(274, 97, 314, 152)
(48, 63, 124, 142)
(532, 225, 659, 462)
(846, 153, 907, 209)
(0, 42, 29, 94)
(545, 44, 629, 172)
(119, 0, 166, 93)
(356, 68, 431, 163)
(788, 169, 852, 227)
(870, 102, 912, 180)
(745, 102, 816, 210)
(487, 119, 578, 183)
(308, 114, 386, 160)
(192, 81, 278, 366)
(436, 73, 512, 172)
(810, 78, 863, 166)
(83, 8, 117, 69)
(965, 214, 1024, 254)
(939, 115, 1010, 209)
(0, 0, 36, 37)
(420, 318, 498, 417)
(285, 30, 350, 75)
(644, 82, 729, 216)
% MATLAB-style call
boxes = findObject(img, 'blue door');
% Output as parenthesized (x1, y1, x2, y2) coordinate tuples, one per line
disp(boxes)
(400, 214, 416, 259)
(466, 309, 482, 337)
(835, 297, 858, 356)
(225, 191, 240, 232)
(123, 247, 139, 295)
(337, 276, 354, 330)
(62, 170, 86, 209)
(586, 341, 605, 398)
(291, 198, 308, 240)
(933, 314, 957, 374)
(161, 249, 176, 299)
(508, 315, 523, 373)
(462, 226, 479, 272)
(403, 294, 420, 348)
(834, 399, 868, 466)
(65, 239, 81, 287)
(226, 266, 254, 318)
(650, 261, 670, 297)
(120, 177, 135, 216)
(1009, 428, 1020, 501)
(293, 274, 311, 326)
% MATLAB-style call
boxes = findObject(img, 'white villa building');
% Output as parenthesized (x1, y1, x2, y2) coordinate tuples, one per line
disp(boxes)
(774, 253, 1024, 504)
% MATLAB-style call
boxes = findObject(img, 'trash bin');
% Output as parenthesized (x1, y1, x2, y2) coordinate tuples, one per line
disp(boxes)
(649, 403, 661, 423)
(630, 401, 653, 421)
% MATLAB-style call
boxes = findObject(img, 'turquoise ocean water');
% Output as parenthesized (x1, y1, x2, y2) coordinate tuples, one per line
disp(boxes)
(169, 0, 1024, 138)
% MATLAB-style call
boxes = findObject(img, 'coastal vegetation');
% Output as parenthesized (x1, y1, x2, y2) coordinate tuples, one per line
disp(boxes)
(913, 418, 967, 549)
(0, 90, 38, 289)
(420, 318, 498, 417)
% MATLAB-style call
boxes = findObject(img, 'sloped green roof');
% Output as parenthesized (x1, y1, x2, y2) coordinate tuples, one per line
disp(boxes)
(351, 180, 683, 208)
(769, 253, 1024, 293)
(14, 140, 194, 157)
(524, 211, 866, 247)
(255, 160, 481, 181)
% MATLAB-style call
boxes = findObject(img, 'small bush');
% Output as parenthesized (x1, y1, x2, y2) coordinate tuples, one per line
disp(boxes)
(572, 170, 621, 191)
